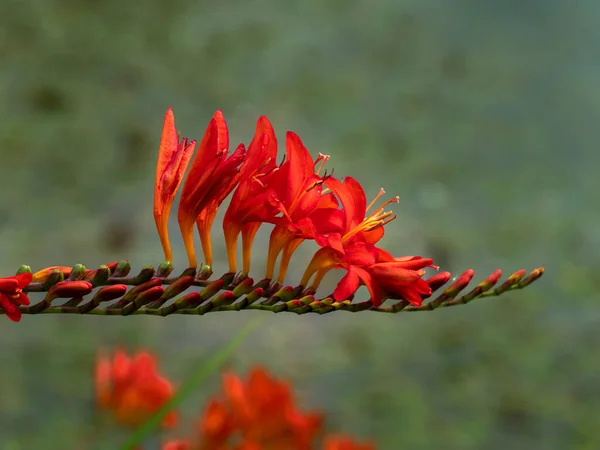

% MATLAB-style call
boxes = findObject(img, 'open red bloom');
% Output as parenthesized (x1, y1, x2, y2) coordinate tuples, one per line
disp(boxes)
(333, 255, 435, 306)
(264, 134, 331, 281)
(323, 435, 376, 450)
(154, 108, 197, 263)
(95, 350, 177, 429)
(0, 272, 32, 322)
(178, 111, 246, 268)
(222, 117, 279, 273)
(299, 177, 398, 289)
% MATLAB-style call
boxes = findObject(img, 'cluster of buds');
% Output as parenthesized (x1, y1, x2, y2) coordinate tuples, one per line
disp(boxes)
(0, 108, 543, 322)
(96, 350, 374, 450)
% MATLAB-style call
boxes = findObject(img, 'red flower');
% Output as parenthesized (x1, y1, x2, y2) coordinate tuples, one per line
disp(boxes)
(222, 117, 279, 273)
(95, 350, 177, 429)
(322, 434, 376, 450)
(0, 272, 32, 322)
(197, 399, 235, 450)
(154, 108, 197, 263)
(334, 256, 435, 306)
(298, 177, 437, 305)
(299, 177, 397, 286)
(178, 111, 245, 268)
(196, 366, 323, 450)
(264, 134, 331, 282)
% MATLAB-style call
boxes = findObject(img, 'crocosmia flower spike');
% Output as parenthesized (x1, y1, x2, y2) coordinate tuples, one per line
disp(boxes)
(0, 107, 544, 320)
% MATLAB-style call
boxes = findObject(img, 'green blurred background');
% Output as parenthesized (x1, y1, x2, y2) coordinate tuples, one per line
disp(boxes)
(1, 0, 598, 448)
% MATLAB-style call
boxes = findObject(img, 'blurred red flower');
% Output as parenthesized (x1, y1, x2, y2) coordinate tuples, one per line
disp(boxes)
(196, 366, 323, 450)
(95, 350, 177, 429)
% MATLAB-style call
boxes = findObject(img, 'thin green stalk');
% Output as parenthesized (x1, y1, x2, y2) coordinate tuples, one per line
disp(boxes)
(120, 316, 264, 449)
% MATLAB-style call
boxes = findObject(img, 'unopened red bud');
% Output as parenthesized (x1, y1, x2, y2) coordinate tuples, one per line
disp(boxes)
(244, 288, 264, 303)
(426, 272, 452, 292)
(161, 276, 195, 301)
(519, 267, 544, 287)
(232, 277, 254, 297)
(173, 292, 203, 309)
(42, 269, 65, 290)
(495, 269, 527, 294)
(156, 261, 174, 278)
(87, 266, 111, 287)
(210, 291, 237, 307)
(105, 261, 119, 274)
(112, 260, 131, 277)
(134, 286, 165, 307)
(121, 278, 163, 304)
(443, 269, 475, 297)
(93, 284, 128, 303)
(134, 265, 155, 284)
(199, 279, 224, 301)
(49, 281, 93, 298)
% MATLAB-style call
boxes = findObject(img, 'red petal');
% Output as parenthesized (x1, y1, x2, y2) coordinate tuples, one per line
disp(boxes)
(344, 177, 367, 226)
(317, 192, 339, 209)
(0, 294, 22, 322)
(324, 177, 354, 232)
(16, 292, 30, 306)
(343, 242, 378, 266)
(0, 278, 19, 291)
(14, 272, 33, 288)
(333, 268, 360, 301)
(351, 266, 385, 306)
(361, 225, 384, 244)
(310, 206, 344, 235)
(326, 233, 344, 255)
(373, 258, 435, 272)
(241, 116, 278, 179)
(284, 132, 314, 207)
(211, 110, 229, 152)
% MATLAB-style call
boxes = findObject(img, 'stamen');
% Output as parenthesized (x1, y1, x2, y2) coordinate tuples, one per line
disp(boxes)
(314, 153, 330, 176)
(342, 194, 399, 243)
(366, 188, 386, 212)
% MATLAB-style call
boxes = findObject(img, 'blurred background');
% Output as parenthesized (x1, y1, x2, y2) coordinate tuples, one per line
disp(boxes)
(1, 0, 598, 448)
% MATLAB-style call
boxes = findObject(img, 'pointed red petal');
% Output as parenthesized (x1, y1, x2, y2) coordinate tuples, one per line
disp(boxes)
(333, 268, 360, 301)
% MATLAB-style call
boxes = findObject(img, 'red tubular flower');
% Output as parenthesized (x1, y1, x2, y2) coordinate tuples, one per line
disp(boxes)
(154, 108, 197, 263)
(95, 349, 177, 429)
(178, 111, 245, 268)
(322, 435, 376, 450)
(298, 177, 437, 305)
(222, 117, 279, 273)
(333, 256, 435, 306)
(0, 272, 32, 322)
(264, 134, 331, 282)
(299, 177, 398, 287)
